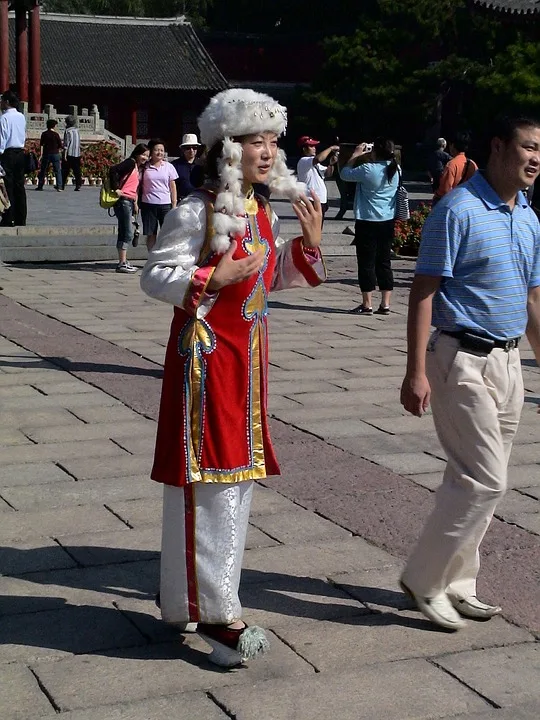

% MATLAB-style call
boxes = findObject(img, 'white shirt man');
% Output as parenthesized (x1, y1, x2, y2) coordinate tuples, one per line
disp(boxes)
(0, 91, 27, 227)
(296, 136, 339, 219)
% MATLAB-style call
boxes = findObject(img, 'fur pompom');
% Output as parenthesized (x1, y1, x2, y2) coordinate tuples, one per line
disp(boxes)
(212, 233, 233, 254)
(268, 149, 305, 201)
(237, 626, 270, 660)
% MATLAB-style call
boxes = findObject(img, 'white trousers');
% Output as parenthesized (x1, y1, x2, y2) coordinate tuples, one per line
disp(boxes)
(160, 481, 253, 624)
(403, 332, 524, 599)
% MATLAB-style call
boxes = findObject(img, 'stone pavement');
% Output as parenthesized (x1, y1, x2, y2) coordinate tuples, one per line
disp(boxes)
(0, 255, 538, 720)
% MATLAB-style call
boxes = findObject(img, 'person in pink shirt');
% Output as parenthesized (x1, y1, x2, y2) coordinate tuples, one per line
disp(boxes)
(109, 143, 149, 273)
(140, 139, 178, 250)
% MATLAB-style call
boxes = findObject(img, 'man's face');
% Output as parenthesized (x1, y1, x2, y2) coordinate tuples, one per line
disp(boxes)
(303, 145, 317, 156)
(495, 126, 540, 189)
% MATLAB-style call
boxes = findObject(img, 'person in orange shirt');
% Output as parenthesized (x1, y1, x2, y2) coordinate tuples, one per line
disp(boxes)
(433, 132, 477, 203)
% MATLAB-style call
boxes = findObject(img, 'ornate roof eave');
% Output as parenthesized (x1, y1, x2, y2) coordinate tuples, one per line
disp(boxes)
(472, 0, 540, 14)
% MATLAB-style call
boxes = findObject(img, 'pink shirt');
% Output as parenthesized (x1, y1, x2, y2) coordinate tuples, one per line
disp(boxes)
(121, 167, 139, 200)
(141, 161, 178, 204)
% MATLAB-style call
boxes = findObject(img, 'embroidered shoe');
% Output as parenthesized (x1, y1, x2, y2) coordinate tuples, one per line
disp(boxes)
(197, 622, 270, 668)
(400, 579, 466, 631)
(449, 595, 502, 620)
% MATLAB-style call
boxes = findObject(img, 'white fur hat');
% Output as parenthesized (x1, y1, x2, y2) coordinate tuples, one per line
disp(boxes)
(198, 88, 304, 253)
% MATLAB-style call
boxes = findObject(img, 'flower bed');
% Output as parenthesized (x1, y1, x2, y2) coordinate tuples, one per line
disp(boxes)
(24, 139, 122, 185)
(394, 203, 431, 256)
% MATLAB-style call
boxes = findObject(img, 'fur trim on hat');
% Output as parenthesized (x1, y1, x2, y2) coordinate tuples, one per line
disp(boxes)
(198, 88, 288, 149)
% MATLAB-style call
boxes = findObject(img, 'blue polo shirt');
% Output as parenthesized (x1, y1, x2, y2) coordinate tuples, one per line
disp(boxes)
(417, 171, 540, 340)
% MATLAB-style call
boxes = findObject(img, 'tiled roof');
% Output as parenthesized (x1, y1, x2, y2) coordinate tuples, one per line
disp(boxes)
(8, 14, 228, 91)
(473, 0, 540, 13)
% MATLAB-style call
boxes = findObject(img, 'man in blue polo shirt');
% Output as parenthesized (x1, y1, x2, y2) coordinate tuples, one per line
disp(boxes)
(400, 116, 540, 631)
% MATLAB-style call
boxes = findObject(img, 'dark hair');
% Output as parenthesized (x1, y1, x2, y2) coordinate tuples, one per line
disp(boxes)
(148, 138, 165, 153)
(130, 143, 149, 160)
(1, 90, 19, 108)
(373, 136, 398, 181)
(490, 115, 540, 143)
(46, 119, 57, 130)
(205, 141, 224, 181)
(449, 131, 471, 153)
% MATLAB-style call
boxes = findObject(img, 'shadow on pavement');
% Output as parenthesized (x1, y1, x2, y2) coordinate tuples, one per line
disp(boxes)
(0, 545, 438, 667)
(5, 262, 143, 272)
(0, 356, 163, 378)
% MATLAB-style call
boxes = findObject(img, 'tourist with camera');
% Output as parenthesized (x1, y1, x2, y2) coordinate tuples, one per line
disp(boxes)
(340, 137, 399, 315)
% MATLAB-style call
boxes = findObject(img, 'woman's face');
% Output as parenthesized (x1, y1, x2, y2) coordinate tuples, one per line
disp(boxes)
(241, 132, 278, 185)
(136, 151, 150, 166)
(182, 146, 198, 163)
(150, 144, 165, 162)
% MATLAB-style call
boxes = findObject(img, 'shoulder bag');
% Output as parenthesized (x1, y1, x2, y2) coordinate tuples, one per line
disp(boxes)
(395, 168, 410, 221)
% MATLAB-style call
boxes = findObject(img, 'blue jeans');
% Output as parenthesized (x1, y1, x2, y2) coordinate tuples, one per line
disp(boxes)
(38, 153, 62, 189)
(114, 197, 135, 250)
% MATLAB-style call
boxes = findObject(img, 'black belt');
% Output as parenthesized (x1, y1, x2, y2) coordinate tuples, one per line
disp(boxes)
(441, 330, 520, 353)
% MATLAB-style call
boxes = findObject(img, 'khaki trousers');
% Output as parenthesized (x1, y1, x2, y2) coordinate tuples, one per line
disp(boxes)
(403, 332, 524, 600)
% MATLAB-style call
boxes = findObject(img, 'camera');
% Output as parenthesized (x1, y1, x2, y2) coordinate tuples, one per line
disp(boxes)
(364, 142, 374, 152)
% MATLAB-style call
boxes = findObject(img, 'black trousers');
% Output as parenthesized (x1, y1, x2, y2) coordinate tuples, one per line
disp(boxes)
(0, 148, 27, 226)
(354, 219, 395, 292)
(62, 155, 82, 189)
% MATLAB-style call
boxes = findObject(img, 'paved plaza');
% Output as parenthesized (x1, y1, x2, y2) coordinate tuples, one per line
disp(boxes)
(0, 190, 539, 719)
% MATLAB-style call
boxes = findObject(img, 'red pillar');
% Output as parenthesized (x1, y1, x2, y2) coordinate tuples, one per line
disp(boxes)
(0, 0, 9, 91)
(29, 3, 41, 112)
(15, 5, 29, 102)
(131, 106, 137, 144)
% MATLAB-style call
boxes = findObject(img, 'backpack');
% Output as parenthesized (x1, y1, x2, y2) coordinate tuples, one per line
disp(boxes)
(99, 173, 119, 211)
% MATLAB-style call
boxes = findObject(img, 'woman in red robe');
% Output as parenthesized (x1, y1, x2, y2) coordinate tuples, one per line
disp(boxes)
(140, 88, 326, 668)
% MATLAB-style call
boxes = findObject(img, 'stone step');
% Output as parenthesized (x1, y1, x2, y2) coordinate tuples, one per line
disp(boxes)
(1, 243, 355, 263)
(0, 225, 115, 237)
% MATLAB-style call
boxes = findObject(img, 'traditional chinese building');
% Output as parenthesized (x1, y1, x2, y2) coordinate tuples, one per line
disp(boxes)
(473, 0, 540, 13)
(1, 9, 228, 147)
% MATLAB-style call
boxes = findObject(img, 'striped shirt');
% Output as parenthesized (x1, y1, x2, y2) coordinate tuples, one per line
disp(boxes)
(417, 171, 540, 340)
(63, 127, 81, 157)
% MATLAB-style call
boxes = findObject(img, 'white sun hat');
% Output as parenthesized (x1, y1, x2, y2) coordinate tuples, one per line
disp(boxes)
(198, 88, 304, 253)
(179, 133, 202, 147)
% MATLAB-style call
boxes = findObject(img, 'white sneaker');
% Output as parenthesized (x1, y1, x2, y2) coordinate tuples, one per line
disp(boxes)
(400, 579, 466, 631)
(449, 595, 502, 620)
(115, 262, 138, 274)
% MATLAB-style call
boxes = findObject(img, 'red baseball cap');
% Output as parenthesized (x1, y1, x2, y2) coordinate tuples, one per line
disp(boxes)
(298, 135, 320, 148)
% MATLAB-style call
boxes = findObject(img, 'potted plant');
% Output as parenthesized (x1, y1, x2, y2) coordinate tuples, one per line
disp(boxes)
(393, 203, 431, 257)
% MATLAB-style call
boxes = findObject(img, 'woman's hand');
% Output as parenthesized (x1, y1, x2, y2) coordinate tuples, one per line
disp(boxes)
(292, 191, 323, 248)
(207, 240, 265, 292)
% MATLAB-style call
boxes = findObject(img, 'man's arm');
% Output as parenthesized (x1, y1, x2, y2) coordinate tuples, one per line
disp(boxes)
(526, 285, 540, 366)
(400, 274, 441, 417)
(314, 144, 339, 166)
(436, 160, 458, 198)
(0, 115, 9, 155)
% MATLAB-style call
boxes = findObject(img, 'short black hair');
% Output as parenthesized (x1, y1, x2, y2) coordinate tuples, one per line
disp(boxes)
(46, 119, 57, 130)
(490, 115, 540, 143)
(449, 131, 471, 153)
(148, 138, 165, 153)
(1, 90, 19, 108)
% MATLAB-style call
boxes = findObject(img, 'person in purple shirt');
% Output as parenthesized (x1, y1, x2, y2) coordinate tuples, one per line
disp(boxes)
(139, 139, 178, 251)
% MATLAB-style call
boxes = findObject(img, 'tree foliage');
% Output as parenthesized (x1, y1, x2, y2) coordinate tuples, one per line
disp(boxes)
(42, 0, 540, 147)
